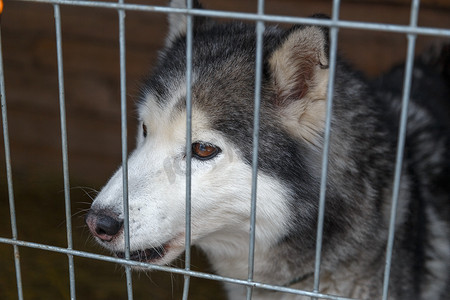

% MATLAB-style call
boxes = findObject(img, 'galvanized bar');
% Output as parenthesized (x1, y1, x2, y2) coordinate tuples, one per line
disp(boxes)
(15, 0, 450, 37)
(381, 1, 419, 299)
(0, 26, 24, 300)
(312, 1, 340, 297)
(0, 236, 357, 300)
(182, 0, 194, 299)
(53, 4, 76, 299)
(246, 0, 265, 299)
(117, 0, 134, 299)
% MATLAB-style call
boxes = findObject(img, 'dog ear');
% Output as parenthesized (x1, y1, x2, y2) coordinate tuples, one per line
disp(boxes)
(166, 0, 205, 46)
(269, 23, 330, 146)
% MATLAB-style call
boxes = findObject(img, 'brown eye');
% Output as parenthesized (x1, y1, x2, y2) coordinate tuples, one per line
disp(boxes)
(192, 142, 221, 160)
(142, 123, 147, 138)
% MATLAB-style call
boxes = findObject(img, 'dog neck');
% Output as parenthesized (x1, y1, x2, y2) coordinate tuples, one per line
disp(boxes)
(198, 231, 380, 299)
(197, 230, 314, 288)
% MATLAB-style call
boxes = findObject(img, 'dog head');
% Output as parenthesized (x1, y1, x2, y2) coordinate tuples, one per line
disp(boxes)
(86, 0, 330, 268)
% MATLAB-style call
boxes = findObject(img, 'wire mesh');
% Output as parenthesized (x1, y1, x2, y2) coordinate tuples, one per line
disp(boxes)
(381, 0, 420, 299)
(117, 1, 134, 299)
(1, 0, 449, 299)
(182, 1, 194, 299)
(246, 0, 265, 299)
(0, 22, 24, 300)
(52, 4, 76, 299)
(312, 1, 340, 298)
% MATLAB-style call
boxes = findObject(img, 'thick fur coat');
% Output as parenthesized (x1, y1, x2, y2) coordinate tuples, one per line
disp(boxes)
(86, 1, 450, 299)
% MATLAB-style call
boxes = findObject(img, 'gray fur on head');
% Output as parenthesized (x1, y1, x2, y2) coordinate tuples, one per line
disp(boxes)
(166, 0, 203, 46)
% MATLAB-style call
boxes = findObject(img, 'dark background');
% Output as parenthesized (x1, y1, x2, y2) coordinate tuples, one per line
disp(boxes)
(1, 0, 449, 299)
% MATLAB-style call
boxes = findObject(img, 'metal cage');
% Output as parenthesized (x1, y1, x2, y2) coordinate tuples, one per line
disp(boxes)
(1, 0, 449, 299)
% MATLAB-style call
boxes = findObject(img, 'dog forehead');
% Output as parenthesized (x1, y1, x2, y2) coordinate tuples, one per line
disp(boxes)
(139, 23, 271, 105)
(136, 21, 290, 152)
(138, 87, 216, 142)
(138, 62, 256, 131)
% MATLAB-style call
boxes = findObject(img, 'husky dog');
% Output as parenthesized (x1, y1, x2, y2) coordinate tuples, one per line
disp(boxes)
(85, 1, 450, 299)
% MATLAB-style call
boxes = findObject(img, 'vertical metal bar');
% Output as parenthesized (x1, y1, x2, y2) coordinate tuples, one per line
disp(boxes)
(246, 1, 265, 299)
(0, 26, 24, 300)
(312, 0, 340, 296)
(182, 1, 194, 299)
(382, 1, 419, 299)
(53, 4, 76, 299)
(117, 0, 133, 299)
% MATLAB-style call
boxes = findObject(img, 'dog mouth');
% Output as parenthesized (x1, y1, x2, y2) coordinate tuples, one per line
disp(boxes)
(113, 233, 185, 264)
(115, 245, 166, 263)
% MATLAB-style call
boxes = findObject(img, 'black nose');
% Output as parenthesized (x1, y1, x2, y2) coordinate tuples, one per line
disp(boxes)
(85, 211, 123, 242)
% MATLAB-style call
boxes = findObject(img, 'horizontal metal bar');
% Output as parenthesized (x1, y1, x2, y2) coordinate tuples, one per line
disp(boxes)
(15, 0, 450, 37)
(0, 237, 357, 300)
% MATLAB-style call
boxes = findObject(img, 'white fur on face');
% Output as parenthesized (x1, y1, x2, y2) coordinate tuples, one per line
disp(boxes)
(90, 89, 292, 267)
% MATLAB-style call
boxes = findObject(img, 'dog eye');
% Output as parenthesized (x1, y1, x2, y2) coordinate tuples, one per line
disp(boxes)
(142, 123, 147, 138)
(192, 142, 221, 160)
